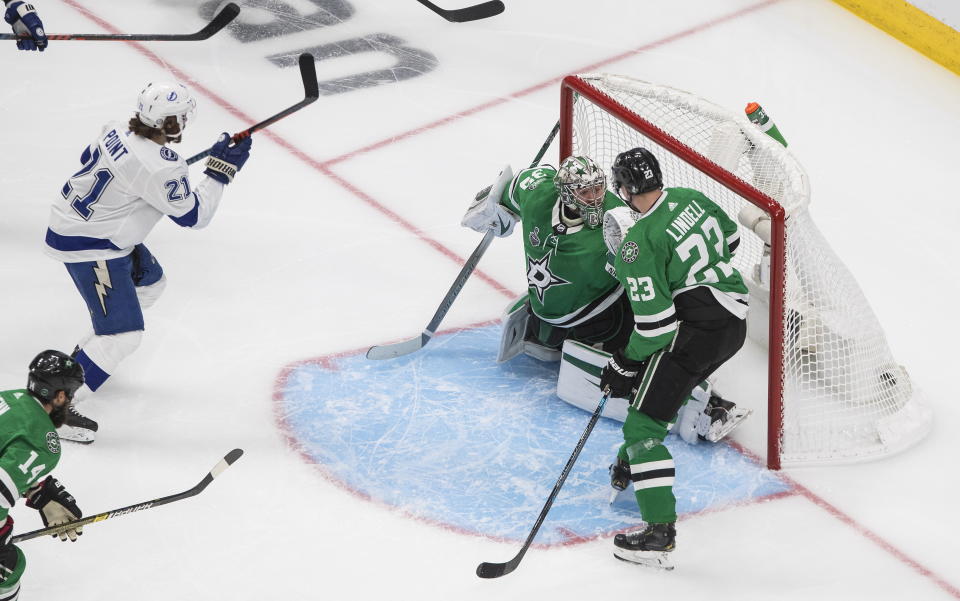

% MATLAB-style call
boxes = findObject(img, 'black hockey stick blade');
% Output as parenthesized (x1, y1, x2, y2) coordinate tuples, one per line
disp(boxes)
(477, 393, 608, 578)
(0, 3, 239, 42)
(11, 449, 243, 544)
(416, 0, 505, 22)
(186, 53, 318, 165)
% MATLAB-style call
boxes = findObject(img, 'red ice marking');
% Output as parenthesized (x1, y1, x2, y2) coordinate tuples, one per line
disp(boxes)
(322, 0, 785, 168)
(62, 0, 515, 300)
(726, 440, 960, 599)
(65, 2, 959, 595)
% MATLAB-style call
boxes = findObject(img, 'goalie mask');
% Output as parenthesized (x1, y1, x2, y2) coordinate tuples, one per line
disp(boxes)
(555, 156, 607, 229)
(137, 82, 196, 143)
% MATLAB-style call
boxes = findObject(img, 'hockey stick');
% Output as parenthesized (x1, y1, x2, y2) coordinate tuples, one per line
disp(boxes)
(365, 120, 560, 361)
(476, 392, 608, 578)
(186, 53, 319, 166)
(415, 0, 505, 22)
(11, 448, 243, 544)
(0, 3, 239, 42)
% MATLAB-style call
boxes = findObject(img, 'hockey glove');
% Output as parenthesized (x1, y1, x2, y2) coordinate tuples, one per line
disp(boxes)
(0, 516, 16, 582)
(4, 1, 46, 51)
(461, 165, 517, 237)
(204, 133, 253, 184)
(609, 456, 630, 492)
(600, 350, 644, 400)
(26, 477, 82, 542)
(0, 517, 11, 548)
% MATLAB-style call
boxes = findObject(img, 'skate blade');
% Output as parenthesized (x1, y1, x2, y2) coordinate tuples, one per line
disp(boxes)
(57, 425, 96, 444)
(704, 408, 752, 443)
(613, 549, 674, 571)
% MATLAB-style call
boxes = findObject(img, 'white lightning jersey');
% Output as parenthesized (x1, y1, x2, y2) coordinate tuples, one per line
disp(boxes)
(45, 122, 225, 263)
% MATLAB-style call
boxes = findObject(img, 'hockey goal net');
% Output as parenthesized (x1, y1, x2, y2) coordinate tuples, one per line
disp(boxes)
(560, 74, 931, 469)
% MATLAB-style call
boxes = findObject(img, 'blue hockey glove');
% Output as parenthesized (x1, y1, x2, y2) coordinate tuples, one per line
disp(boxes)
(5, 1, 47, 51)
(204, 133, 253, 184)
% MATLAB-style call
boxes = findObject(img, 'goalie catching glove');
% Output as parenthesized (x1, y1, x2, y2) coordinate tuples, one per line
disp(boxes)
(25, 477, 82, 542)
(204, 133, 253, 184)
(461, 165, 518, 237)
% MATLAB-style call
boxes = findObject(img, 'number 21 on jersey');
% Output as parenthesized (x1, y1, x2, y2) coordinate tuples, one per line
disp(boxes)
(62, 147, 115, 221)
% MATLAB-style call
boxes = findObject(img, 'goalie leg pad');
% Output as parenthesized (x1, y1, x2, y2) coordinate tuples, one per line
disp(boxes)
(497, 296, 530, 363)
(557, 340, 629, 421)
(674, 382, 711, 445)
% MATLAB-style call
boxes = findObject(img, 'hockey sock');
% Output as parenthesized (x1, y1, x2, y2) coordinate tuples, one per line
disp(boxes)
(622, 407, 678, 524)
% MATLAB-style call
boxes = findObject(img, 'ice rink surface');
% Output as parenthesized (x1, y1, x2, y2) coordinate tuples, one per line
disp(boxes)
(1, 0, 959, 599)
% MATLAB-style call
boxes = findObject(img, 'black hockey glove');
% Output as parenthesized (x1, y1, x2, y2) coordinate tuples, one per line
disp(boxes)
(26, 477, 82, 542)
(0, 516, 12, 548)
(0, 516, 16, 580)
(600, 351, 644, 399)
(609, 456, 630, 492)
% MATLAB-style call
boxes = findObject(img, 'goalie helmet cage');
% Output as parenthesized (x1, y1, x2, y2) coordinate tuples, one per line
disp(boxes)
(560, 74, 932, 469)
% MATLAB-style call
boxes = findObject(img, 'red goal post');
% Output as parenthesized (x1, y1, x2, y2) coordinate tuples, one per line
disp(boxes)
(559, 74, 930, 469)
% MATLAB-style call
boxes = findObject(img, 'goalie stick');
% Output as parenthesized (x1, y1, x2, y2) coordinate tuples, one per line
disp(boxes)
(186, 53, 319, 166)
(0, 3, 239, 42)
(365, 120, 560, 361)
(477, 392, 608, 579)
(415, 0, 505, 22)
(11, 449, 243, 544)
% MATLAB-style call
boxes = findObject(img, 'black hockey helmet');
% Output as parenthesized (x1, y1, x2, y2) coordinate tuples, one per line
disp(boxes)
(611, 147, 663, 196)
(27, 350, 85, 403)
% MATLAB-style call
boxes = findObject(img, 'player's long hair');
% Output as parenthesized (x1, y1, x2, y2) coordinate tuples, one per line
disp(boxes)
(128, 114, 184, 144)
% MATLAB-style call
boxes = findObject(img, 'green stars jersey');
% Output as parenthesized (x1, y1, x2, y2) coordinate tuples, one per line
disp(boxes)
(500, 166, 626, 327)
(611, 187, 749, 362)
(0, 390, 61, 522)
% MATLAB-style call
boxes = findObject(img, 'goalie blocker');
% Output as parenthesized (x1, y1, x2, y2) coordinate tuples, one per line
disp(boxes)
(556, 338, 750, 444)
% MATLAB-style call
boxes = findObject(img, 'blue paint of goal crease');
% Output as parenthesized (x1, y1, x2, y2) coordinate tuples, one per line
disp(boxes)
(279, 326, 790, 545)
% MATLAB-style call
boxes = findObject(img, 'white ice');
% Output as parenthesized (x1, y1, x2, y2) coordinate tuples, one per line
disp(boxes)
(1, 0, 959, 599)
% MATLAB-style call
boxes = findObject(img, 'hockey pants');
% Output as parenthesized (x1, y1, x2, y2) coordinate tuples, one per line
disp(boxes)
(620, 315, 747, 524)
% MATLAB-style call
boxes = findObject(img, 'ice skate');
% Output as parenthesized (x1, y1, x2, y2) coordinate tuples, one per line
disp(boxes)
(613, 522, 675, 570)
(699, 395, 751, 442)
(58, 405, 98, 444)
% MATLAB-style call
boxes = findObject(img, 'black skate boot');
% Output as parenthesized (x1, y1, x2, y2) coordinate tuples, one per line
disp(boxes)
(58, 405, 98, 444)
(613, 522, 676, 570)
(698, 395, 751, 442)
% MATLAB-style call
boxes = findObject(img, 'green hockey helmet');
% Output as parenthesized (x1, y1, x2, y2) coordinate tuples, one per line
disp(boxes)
(555, 155, 607, 229)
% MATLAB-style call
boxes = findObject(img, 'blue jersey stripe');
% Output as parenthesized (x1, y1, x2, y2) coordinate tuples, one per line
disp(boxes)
(45, 228, 122, 252)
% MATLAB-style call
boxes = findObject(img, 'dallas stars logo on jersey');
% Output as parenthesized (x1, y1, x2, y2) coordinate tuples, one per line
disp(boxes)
(526, 250, 570, 303)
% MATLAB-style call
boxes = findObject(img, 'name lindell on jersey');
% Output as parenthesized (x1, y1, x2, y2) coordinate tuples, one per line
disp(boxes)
(46, 122, 225, 263)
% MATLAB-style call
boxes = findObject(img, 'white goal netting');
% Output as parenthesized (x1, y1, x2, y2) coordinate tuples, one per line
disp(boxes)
(564, 74, 931, 467)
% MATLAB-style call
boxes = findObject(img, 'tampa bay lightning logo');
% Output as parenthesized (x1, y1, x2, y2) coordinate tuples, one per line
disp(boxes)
(160, 147, 179, 162)
(167, 91, 178, 101)
(526, 250, 570, 303)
